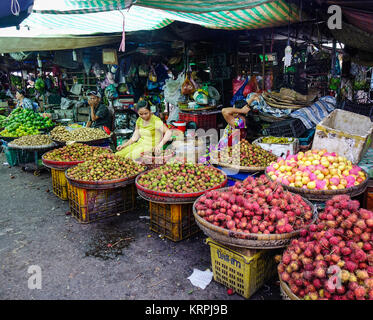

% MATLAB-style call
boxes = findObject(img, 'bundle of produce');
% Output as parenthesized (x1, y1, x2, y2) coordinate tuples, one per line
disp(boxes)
(267, 149, 366, 190)
(136, 162, 226, 194)
(194, 175, 314, 234)
(0, 115, 7, 128)
(261, 136, 294, 144)
(11, 134, 53, 147)
(278, 195, 373, 300)
(215, 140, 277, 167)
(43, 143, 111, 162)
(50, 126, 109, 142)
(0, 108, 54, 137)
(66, 154, 145, 182)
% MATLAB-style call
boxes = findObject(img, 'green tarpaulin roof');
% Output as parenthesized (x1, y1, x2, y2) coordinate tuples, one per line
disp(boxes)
(0, 0, 301, 52)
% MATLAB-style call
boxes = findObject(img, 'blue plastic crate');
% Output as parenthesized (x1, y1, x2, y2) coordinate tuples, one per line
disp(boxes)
(215, 166, 258, 187)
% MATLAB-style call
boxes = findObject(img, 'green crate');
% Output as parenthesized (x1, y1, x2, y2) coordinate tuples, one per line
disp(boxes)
(4, 146, 18, 166)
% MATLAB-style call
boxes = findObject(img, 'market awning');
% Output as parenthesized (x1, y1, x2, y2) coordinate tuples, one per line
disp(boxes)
(0, 34, 123, 53)
(0, 0, 302, 53)
(161, 0, 300, 30)
(31, 0, 278, 14)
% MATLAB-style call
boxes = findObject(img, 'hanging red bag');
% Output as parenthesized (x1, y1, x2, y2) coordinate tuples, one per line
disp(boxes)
(243, 75, 259, 96)
(232, 76, 245, 95)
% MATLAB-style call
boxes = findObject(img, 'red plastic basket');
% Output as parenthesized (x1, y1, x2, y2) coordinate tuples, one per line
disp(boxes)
(178, 112, 217, 130)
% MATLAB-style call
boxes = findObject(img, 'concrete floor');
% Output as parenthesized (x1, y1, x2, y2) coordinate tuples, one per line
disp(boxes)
(0, 153, 282, 300)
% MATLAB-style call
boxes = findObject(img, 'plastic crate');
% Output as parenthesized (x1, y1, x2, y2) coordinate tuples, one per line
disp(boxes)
(16, 149, 40, 166)
(262, 118, 306, 138)
(149, 202, 200, 241)
(67, 183, 136, 223)
(178, 112, 217, 130)
(3, 146, 18, 166)
(206, 238, 278, 299)
(340, 99, 373, 119)
(298, 128, 315, 146)
(51, 168, 68, 201)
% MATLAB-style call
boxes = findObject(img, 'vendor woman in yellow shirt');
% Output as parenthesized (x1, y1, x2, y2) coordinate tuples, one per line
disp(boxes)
(116, 101, 172, 160)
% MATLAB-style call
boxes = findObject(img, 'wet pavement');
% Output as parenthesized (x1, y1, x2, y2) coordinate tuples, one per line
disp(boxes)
(0, 153, 282, 300)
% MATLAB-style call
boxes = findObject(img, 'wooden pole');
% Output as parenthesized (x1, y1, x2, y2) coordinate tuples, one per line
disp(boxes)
(262, 36, 265, 91)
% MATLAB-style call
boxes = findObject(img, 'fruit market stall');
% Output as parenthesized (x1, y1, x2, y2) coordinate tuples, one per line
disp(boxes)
(277, 195, 373, 300)
(265, 149, 369, 203)
(135, 162, 227, 241)
(65, 154, 147, 223)
(192, 175, 317, 298)
(7, 134, 57, 172)
(42, 143, 112, 200)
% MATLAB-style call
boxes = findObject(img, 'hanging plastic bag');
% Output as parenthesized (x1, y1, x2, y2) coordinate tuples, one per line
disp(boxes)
(148, 66, 157, 83)
(181, 74, 195, 95)
(139, 64, 149, 77)
(230, 76, 248, 106)
(232, 76, 245, 95)
(243, 76, 259, 96)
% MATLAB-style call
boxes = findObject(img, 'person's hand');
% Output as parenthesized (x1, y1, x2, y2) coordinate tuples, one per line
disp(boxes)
(117, 144, 125, 151)
(241, 105, 251, 114)
(251, 93, 260, 101)
(154, 144, 162, 155)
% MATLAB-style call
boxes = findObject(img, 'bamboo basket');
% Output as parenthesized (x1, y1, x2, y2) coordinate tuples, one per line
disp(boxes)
(192, 187, 317, 249)
(264, 169, 369, 202)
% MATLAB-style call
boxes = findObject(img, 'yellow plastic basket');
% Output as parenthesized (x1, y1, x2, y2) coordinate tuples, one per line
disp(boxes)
(206, 238, 278, 299)
(51, 168, 68, 200)
(149, 202, 200, 242)
(67, 183, 136, 223)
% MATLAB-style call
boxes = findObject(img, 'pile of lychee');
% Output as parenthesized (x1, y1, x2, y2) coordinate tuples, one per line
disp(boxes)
(194, 175, 315, 235)
(66, 153, 145, 182)
(278, 194, 373, 300)
(266, 149, 366, 190)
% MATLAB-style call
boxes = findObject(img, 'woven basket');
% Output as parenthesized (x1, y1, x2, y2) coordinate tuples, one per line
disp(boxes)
(41, 147, 112, 170)
(8, 142, 57, 150)
(264, 169, 369, 202)
(279, 276, 301, 300)
(192, 187, 317, 249)
(209, 153, 267, 173)
(65, 167, 147, 190)
(135, 168, 228, 204)
(258, 113, 290, 123)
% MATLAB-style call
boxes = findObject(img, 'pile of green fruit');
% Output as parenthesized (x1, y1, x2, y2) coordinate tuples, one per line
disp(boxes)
(137, 162, 226, 193)
(261, 136, 294, 144)
(66, 154, 145, 182)
(217, 139, 277, 167)
(0, 115, 7, 128)
(0, 108, 54, 137)
(43, 143, 111, 162)
(12, 134, 53, 147)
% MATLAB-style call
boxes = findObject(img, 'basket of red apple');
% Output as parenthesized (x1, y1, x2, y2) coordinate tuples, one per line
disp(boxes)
(193, 174, 317, 249)
(266, 149, 368, 202)
(278, 194, 373, 300)
(135, 162, 228, 204)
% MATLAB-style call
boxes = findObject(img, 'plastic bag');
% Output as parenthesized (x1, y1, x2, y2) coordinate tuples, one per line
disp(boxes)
(230, 77, 248, 106)
(243, 76, 259, 96)
(163, 73, 184, 106)
(148, 66, 157, 83)
(232, 76, 245, 95)
(181, 74, 195, 95)
(139, 64, 149, 77)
